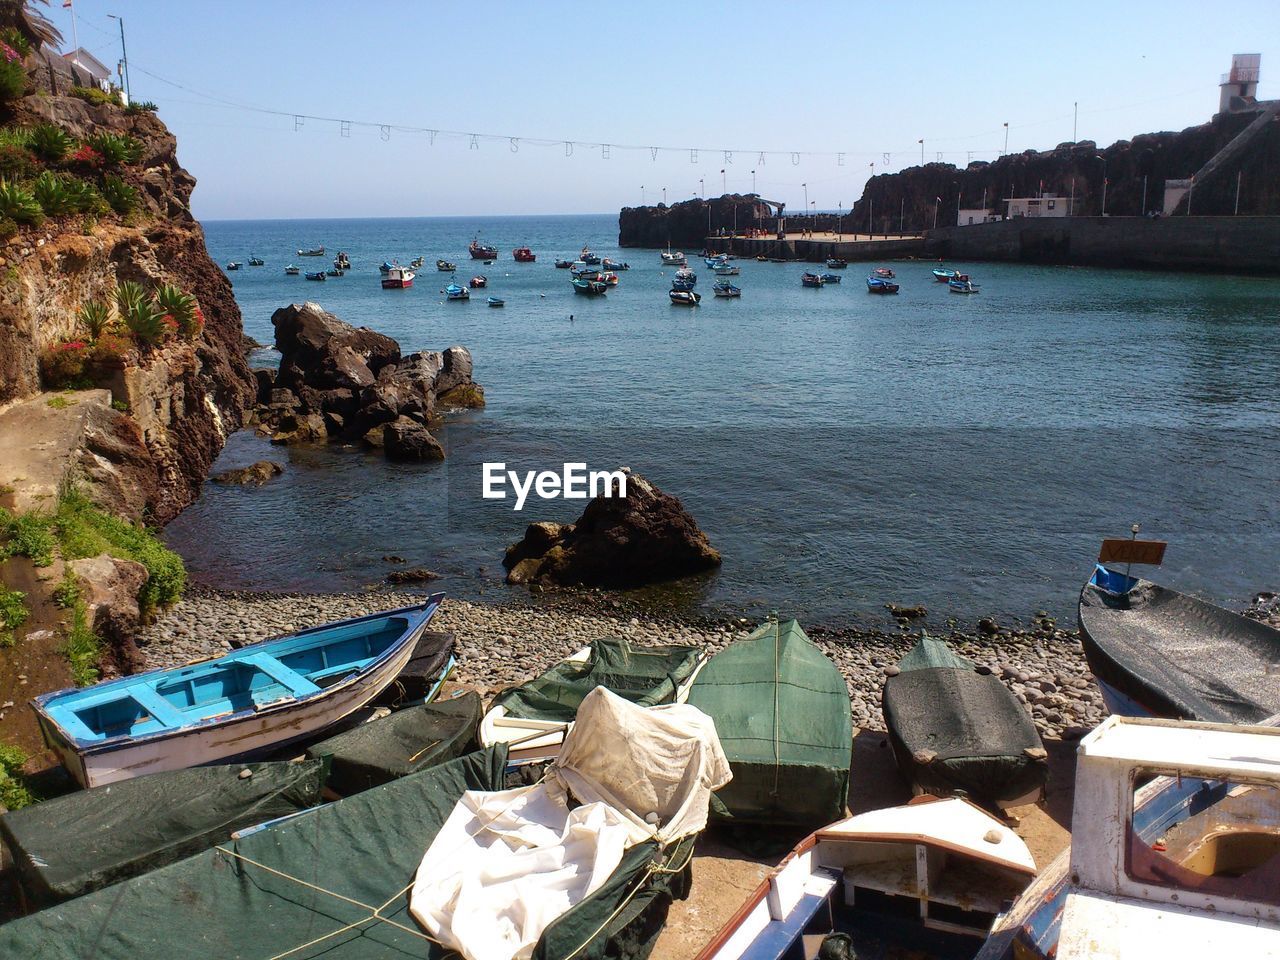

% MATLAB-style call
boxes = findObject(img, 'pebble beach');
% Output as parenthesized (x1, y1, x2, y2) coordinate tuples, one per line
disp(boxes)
(142, 586, 1109, 739)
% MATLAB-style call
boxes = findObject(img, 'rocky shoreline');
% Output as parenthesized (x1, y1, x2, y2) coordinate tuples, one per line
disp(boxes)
(141, 586, 1108, 740)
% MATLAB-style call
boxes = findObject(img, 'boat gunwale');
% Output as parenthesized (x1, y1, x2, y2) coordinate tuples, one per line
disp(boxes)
(32, 596, 444, 753)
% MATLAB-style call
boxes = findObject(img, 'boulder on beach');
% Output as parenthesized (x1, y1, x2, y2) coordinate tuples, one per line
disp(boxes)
(502, 472, 721, 588)
(68, 553, 150, 674)
(211, 461, 284, 485)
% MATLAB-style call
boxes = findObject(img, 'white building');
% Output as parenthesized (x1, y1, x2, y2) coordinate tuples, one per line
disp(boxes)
(956, 208, 998, 226)
(1004, 195, 1069, 219)
(62, 48, 113, 93)
(1218, 53, 1261, 114)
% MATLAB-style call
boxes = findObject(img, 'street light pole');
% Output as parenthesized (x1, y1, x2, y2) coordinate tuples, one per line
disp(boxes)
(107, 14, 130, 102)
(641, 185, 645, 206)
(918, 139, 924, 165)
(751, 169, 756, 194)
(837, 202, 842, 240)
(662, 187, 666, 206)
(802, 182, 808, 235)
(932, 197, 939, 229)
(1003, 122, 1009, 156)
(1095, 155, 1107, 216)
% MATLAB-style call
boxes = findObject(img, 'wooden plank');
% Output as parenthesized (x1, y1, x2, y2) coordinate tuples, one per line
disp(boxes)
(1098, 539, 1167, 566)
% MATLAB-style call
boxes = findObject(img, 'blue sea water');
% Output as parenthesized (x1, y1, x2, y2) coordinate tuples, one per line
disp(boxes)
(165, 213, 1280, 627)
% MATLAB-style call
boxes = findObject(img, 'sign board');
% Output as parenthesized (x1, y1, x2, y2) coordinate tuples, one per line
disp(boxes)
(1097, 539, 1167, 566)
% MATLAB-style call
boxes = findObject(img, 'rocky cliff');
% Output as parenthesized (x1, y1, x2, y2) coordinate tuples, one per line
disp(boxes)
(851, 110, 1280, 232)
(0, 49, 254, 522)
(618, 194, 772, 248)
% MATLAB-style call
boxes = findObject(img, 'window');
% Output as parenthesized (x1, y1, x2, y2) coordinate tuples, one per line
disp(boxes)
(1048, 200, 1056, 210)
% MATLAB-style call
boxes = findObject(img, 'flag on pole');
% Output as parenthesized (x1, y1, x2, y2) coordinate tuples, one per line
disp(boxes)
(63, 0, 72, 7)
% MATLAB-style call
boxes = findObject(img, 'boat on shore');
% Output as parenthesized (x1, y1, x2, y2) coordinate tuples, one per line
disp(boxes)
(712, 281, 741, 298)
(867, 275, 900, 293)
(444, 282, 469, 300)
(698, 796, 1036, 960)
(487, 296, 504, 307)
(247, 256, 264, 267)
(304, 271, 325, 281)
(883, 635, 1047, 808)
(1079, 562, 1280, 722)
(468, 238, 498, 260)
(801, 272, 825, 287)
(381, 266, 414, 289)
(572, 277, 607, 296)
(468, 275, 487, 288)
(669, 289, 701, 305)
(949, 274, 980, 293)
(512, 247, 536, 262)
(436, 259, 456, 272)
(283, 265, 299, 275)
(977, 715, 1280, 959)
(297, 247, 324, 257)
(31, 597, 445, 788)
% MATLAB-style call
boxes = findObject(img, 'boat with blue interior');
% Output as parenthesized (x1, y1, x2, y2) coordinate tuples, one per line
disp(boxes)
(284, 265, 300, 276)
(572, 277, 608, 296)
(248, 257, 264, 267)
(669, 289, 701, 305)
(867, 275, 899, 293)
(820, 272, 841, 284)
(712, 281, 741, 298)
(579, 247, 601, 265)
(445, 282, 469, 300)
(801, 272, 825, 288)
(932, 267, 958, 282)
(487, 296, 505, 307)
(31, 597, 445, 788)
(304, 271, 325, 281)
(949, 274, 980, 294)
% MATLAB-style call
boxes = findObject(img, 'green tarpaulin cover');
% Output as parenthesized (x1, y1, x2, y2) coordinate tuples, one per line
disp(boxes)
(494, 637, 703, 722)
(686, 619, 852, 830)
(0, 745, 692, 960)
(0, 759, 324, 909)
(305, 691, 482, 796)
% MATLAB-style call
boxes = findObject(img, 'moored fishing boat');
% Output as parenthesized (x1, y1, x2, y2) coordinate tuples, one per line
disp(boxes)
(296, 246, 325, 257)
(597, 271, 619, 286)
(283, 265, 299, 275)
(247, 256, 264, 267)
(601, 258, 628, 271)
(697, 797, 1036, 960)
(660, 249, 687, 266)
(671, 277, 696, 292)
(304, 271, 326, 281)
(826, 257, 847, 269)
(468, 238, 498, 260)
(468, 275, 487, 288)
(866, 275, 900, 293)
(977, 716, 1280, 959)
(882, 635, 1047, 808)
(444, 282, 469, 300)
(225, 261, 241, 271)
(686, 618, 852, 830)
(478, 638, 706, 765)
(669, 289, 701, 305)
(487, 296, 504, 307)
(712, 281, 741, 298)
(408, 256, 424, 269)
(801, 271, 825, 287)
(31, 597, 445, 788)
(379, 260, 394, 274)
(933, 266, 958, 282)
(674, 267, 696, 287)
(704, 255, 728, 268)
(553, 258, 573, 269)
(579, 246, 601, 265)
(820, 272, 841, 284)
(381, 266, 414, 289)
(1078, 559, 1280, 722)
(873, 266, 895, 278)
(512, 247, 536, 262)
(711, 262, 740, 276)
(571, 277, 607, 296)
(325, 268, 343, 277)
(436, 259, 456, 272)
(569, 260, 590, 275)
(949, 273, 980, 293)
(333, 252, 351, 270)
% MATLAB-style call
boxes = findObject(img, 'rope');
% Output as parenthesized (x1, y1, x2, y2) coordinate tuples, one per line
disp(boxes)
(213, 845, 441, 960)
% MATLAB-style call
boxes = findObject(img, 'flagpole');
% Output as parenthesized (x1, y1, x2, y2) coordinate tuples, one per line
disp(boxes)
(66, 0, 79, 54)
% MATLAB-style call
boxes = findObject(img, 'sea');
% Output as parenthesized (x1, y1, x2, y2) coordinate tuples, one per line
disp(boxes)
(165, 213, 1280, 628)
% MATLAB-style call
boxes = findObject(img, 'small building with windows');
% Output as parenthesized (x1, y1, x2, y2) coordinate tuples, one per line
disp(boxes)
(957, 208, 998, 226)
(1004, 194, 1069, 219)
(62, 48, 113, 93)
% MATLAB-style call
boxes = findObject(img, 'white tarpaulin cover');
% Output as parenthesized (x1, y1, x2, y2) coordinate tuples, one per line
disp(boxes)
(410, 687, 731, 960)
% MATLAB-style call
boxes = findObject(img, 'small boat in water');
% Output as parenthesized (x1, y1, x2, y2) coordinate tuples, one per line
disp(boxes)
(977, 715, 1280, 960)
(669, 289, 701, 305)
(444, 282, 469, 300)
(820, 272, 842, 284)
(31, 597, 445, 788)
(712, 281, 741, 298)
(755, 255, 768, 262)
(512, 247, 536, 262)
(866, 275, 900, 293)
(297, 247, 325, 257)
(468, 238, 498, 260)
(408, 256, 424, 269)
(325, 269, 343, 277)
(382, 266, 414, 289)
(248, 257, 264, 267)
(284, 265, 300, 275)
(660, 249, 687, 266)
(933, 267, 958, 282)
(949, 274, 980, 293)
(597, 271, 619, 286)
(704, 255, 728, 268)
(436, 259, 456, 272)
(873, 266, 895, 278)
(487, 296, 504, 307)
(553, 258, 573, 269)
(304, 271, 326, 281)
(225, 261, 241, 271)
(674, 267, 696, 287)
(468, 275, 487, 288)
(601, 258, 628, 271)
(826, 257, 847, 269)
(379, 261, 394, 274)
(572, 277, 607, 296)
(1079, 561, 1280, 722)
(333, 252, 351, 270)
(801, 272, 825, 288)
(579, 247, 601, 265)
(883, 635, 1047, 808)
(711, 262, 740, 276)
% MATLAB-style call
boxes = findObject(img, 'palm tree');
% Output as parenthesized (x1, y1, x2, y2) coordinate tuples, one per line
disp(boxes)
(0, 0, 62, 51)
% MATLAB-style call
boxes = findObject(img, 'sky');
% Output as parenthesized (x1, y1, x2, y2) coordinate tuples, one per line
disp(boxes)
(46, 0, 1280, 221)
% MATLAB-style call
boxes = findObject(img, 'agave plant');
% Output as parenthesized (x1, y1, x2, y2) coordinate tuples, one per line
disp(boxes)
(0, 177, 42, 224)
(77, 299, 113, 341)
(101, 174, 138, 215)
(116, 281, 165, 345)
(32, 170, 73, 215)
(154, 284, 198, 336)
(27, 123, 71, 163)
(62, 176, 104, 214)
(86, 132, 143, 167)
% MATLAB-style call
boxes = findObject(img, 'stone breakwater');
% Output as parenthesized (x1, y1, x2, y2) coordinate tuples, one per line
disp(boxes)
(141, 588, 1108, 739)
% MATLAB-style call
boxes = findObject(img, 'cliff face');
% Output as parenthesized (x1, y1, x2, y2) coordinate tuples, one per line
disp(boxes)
(0, 53, 254, 522)
(851, 110, 1280, 232)
(619, 194, 772, 248)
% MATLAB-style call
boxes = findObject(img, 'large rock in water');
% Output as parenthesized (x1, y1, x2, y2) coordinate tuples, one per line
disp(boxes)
(502, 473, 721, 587)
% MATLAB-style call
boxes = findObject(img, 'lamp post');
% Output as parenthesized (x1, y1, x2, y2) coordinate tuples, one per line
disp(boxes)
(107, 13, 130, 101)
(1003, 122, 1009, 156)
(662, 187, 666, 206)
(721, 168, 726, 194)
(837, 202, 842, 240)
(1095, 155, 1107, 216)
(932, 197, 940, 229)
(955, 181, 962, 226)
(918, 139, 924, 165)
(802, 182, 808, 236)
(751, 169, 756, 194)
(641, 185, 645, 206)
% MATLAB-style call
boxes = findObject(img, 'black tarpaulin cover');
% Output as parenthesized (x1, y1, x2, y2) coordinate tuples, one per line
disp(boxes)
(882, 636, 1046, 806)
(373, 629, 456, 707)
(305, 691, 482, 795)
(1079, 577, 1280, 723)
(0, 759, 325, 908)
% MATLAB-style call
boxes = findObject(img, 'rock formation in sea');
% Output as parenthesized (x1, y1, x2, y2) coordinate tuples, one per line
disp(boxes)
(251, 302, 483, 460)
(618, 194, 773, 248)
(503, 472, 721, 587)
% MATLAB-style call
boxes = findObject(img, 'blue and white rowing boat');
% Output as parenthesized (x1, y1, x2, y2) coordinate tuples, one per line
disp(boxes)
(31, 596, 445, 788)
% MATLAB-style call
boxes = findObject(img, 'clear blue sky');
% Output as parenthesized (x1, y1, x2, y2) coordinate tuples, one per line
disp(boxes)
(49, 0, 1280, 220)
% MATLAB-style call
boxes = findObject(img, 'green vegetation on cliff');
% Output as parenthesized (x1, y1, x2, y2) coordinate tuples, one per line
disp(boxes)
(0, 743, 35, 809)
(0, 586, 26, 646)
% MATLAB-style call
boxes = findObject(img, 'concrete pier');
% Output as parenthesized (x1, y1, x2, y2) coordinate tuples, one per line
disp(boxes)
(705, 231, 925, 263)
